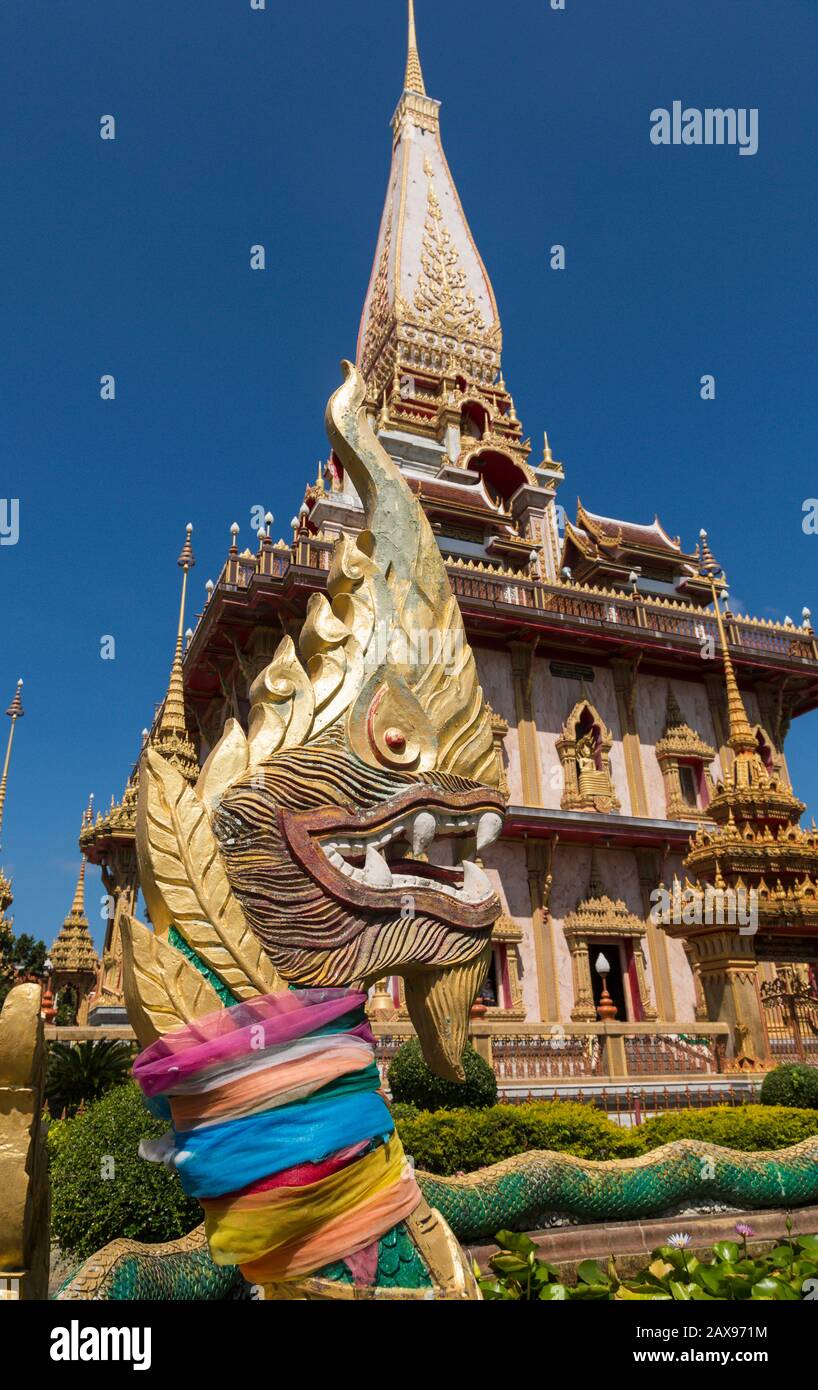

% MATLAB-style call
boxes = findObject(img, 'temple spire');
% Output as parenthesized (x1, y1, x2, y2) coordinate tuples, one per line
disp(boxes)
(69, 855, 86, 919)
(50, 829, 99, 1021)
(699, 529, 758, 770)
(154, 525, 199, 784)
(0, 679, 24, 845)
(404, 0, 426, 96)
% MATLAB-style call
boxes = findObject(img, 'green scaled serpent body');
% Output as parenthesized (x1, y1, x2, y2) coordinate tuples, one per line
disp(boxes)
(55, 1135, 818, 1299)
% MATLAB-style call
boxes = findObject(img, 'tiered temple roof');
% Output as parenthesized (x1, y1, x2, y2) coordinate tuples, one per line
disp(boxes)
(563, 503, 720, 604)
(50, 857, 99, 978)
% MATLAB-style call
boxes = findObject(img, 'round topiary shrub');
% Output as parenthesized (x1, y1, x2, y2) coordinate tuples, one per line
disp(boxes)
(50, 1082, 201, 1261)
(760, 1063, 818, 1110)
(388, 1038, 498, 1111)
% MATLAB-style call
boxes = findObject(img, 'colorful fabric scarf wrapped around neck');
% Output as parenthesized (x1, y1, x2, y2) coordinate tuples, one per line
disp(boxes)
(133, 987, 421, 1284)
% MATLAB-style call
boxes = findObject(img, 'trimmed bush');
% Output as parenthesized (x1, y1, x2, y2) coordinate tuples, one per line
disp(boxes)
(396, 1101, 644, 1174)
(395, 1101, 818, 1175)
(50, 1082, 200, 1261)
(760, 1064, 818, 1110)
(388, 1038, 497, 1111)
(632, 1104, 818, 1153)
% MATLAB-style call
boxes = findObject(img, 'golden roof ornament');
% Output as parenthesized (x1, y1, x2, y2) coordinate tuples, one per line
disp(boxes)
(563, 850, 646, 942)
(153, 524, 199, 785)
(404, 0, 426, 96)
(50, 853, 100, 978)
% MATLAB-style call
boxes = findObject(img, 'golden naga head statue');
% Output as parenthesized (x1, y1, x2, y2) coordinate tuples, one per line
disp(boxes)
(130, 363, 505, 1080)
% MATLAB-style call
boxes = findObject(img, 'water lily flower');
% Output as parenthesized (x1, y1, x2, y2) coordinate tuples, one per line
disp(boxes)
(668, 1232, 691, 1248)
(735, 1222, 755, 1239)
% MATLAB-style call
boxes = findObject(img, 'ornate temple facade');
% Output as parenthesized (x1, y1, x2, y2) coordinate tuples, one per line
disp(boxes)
(81, 5, 818, 1080)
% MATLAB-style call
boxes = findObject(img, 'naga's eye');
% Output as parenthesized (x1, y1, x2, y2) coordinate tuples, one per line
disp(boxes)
(384, 727, 406, 752)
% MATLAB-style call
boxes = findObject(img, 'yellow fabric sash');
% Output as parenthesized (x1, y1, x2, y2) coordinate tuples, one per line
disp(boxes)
(203, 1134, 414, 1268)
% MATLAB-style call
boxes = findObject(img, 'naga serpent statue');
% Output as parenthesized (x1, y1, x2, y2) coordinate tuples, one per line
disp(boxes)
(3, 364, 818, 1303)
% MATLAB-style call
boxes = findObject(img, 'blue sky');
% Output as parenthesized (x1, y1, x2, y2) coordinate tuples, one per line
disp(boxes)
(1, 0, 816, 949)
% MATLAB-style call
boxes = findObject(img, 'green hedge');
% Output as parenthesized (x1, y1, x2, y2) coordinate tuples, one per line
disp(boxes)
(760, 1064, 818, 1109)
(49, 1089, 818, 1254)
(388, 1038, 498, 1110)
(49, 1083, 201, 1261)
(395, 1102, 818, 1175)
(638, 1104, 818, 1152)
(396, 1101, 644, 1175)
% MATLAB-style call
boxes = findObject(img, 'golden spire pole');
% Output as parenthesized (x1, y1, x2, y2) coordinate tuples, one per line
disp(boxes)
(699, 530, 758, 785)
(405, 0, 427, 96)
(154, 525, 199, 783)
(68, 855, 87, 920)
(0, 679, 24, 845)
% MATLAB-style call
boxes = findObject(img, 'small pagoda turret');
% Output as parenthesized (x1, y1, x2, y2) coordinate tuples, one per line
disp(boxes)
(83, 527, 200, 1024)
(49, 852, 99, 1026)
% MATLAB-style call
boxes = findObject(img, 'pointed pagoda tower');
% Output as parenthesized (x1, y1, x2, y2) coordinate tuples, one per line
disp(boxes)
(152, 523, 199, 784)
(82, 527, 199, 1025)
(49, 851, 100, 1026)
(306, 1, 564, 578)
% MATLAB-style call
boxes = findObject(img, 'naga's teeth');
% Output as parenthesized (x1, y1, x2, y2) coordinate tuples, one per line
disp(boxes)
(476, 811, 503, 853)
(327, 848, 345, 868)
(363, 844, 393, 888)
(411, 811, 436, 857)
(461, 860, 493, 902)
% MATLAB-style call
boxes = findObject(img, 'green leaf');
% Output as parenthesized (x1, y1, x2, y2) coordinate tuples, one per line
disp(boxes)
(616, 1285, 672, 1301)
(539, 1283, 568, 1300)
(495, 1230, 537, 1258)
(669, 1281, 693, 1300)
(577, 1259, 609, 1286)
(693, 1265, 727, 1296)
(712, 1241, 740, 1263)
(751, 1277, 800, 1300)
(491, 1254, 528, 1277)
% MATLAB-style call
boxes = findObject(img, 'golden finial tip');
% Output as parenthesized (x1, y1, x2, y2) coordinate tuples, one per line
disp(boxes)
(177, 524, 196, 570)
(6, 681, 25, 718)
(404, 0, 427, 96)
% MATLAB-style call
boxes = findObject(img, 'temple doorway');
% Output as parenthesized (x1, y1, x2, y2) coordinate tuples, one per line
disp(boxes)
(587, 941, 628, 1021)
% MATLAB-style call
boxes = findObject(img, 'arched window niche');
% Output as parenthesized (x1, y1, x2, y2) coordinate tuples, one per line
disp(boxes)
(556, 699, 621, 813)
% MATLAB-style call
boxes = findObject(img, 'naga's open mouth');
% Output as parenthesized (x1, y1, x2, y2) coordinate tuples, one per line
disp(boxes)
(280, 784, 505, 928)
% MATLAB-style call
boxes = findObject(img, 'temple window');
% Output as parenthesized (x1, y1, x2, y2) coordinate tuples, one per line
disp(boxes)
(563, 854, 658, 1023)
(460, 400, 489, 440)
(753, 726, 777, 775)
(655, 685, 716, 821)
(556, 699, 620, 813)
